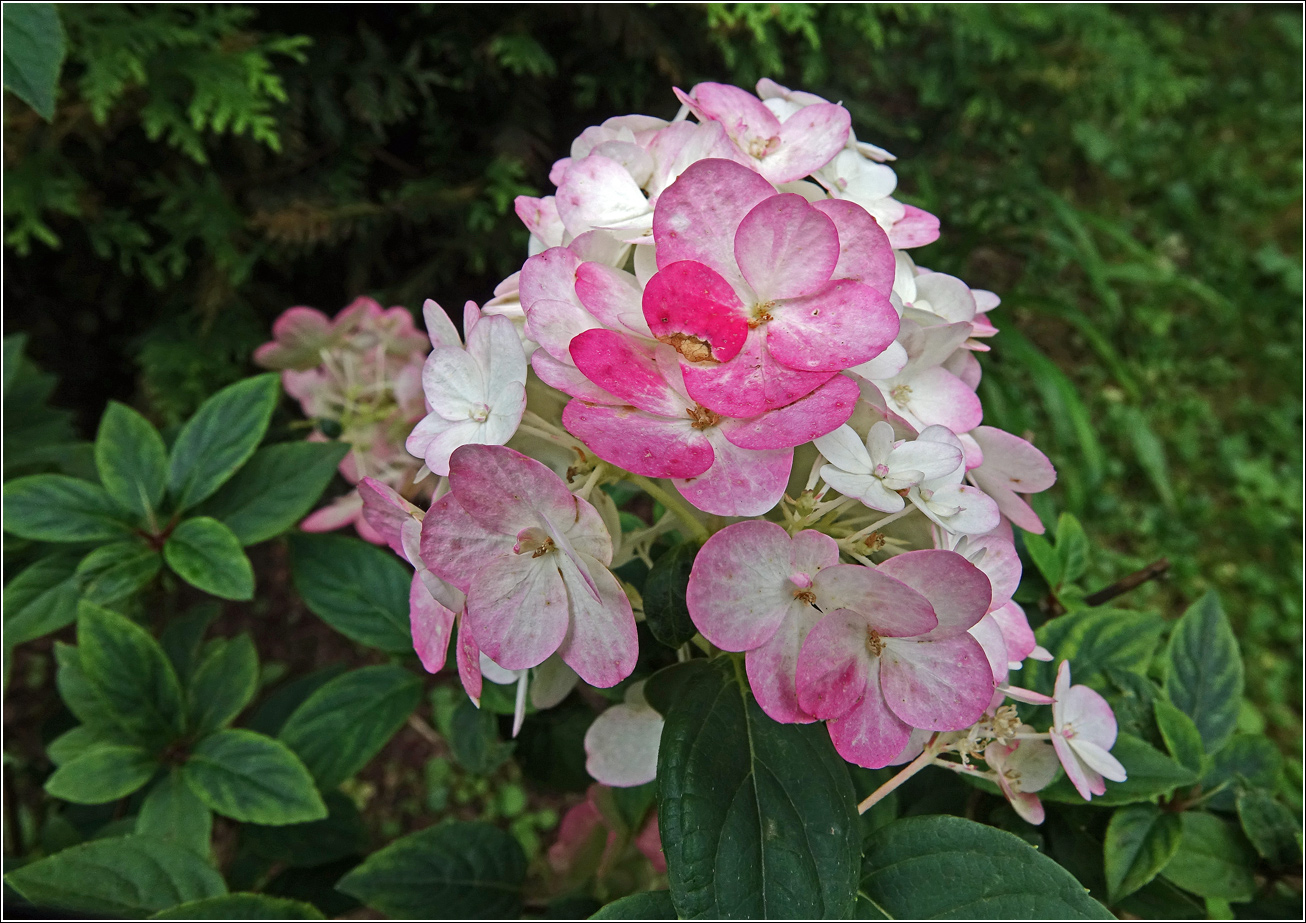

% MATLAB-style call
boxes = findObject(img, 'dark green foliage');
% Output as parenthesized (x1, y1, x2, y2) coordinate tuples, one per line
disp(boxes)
(150, 893, 325, 920)
(656, 657, 860, 919)
(288, 533, 413, 652)
(3, 3, 66, 120)
(590, 890, 677, 919)
(181, 729, 326, 825)
(642, 541, 700, 649)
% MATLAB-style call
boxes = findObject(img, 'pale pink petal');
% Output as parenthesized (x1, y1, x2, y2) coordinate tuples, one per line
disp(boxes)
(795, 608, 873, 720)
(447, 445, 583, 537)
(912, 273, 976, 324)
(556, 553, 638, 688)
(790, 528, 841, 574)
(810, 565, 938, 637)
(917, 484, 1002, 535)
(531, 351, 623, 403)
(675, 82, 781, 149)
(1071, 739, 1128, 783)
(643, 260, 749, 363)
(406, 416, 484, 477)
(673, 430, 791, 516)
(888, 205, 940, 249)
(681, 327, 835, 417)
(945, 348, 983, 390)
(766, 280, 900, 372)
(969, 613, 1010, 684)
(645, 119, 752, 202)
(967, 535, 1021, 611)
(717, 373, 858, 450)
(519, 247, 599, 362)
(1008, 738, 1062, 793)
(989, 600, 1037, 664)
(969, 427, 1057, 533)
(466, 553, 570, 671)
(575, 262, 650, 335)
(420, 493, 506, 593)
(880, 633, 993, 730)
(762, 103, 851, 185)
(555, 155, 651, 237)
(886, 367, 984, 433)
(824, 669, 914, 769)
(746, 601, 823, 724)
(1063, 684, 1119, 751)
(1052, 660, 1073, 728)
(813, 424, 874, 475)
(411, 573, 456, 673)
(466, 314, 527, 404)
(422, 299, 462, 349)
(875, 550, 991, 637)
(1052, 733, 1102, 801)
(456, 618, 482, 704)
(569, 329, 684, 417)
(652, 158, 776, 287)
(562, 401, 713, 479)
(848, 340, 909, 381)
(812, 199, 895, 296)
(301, 492, 363, 532)
(515, 196, 566, 248)
(734, 194, 838, 301)
(584, 695, 663, 787)
(358, 477, 421, 557)
(254, 307, 335, 370)
(685, 520, 800, 651)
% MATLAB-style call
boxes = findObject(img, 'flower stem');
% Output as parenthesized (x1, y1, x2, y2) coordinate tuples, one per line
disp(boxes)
(858, 743, 937, 814)
(628, 475, 710, 544)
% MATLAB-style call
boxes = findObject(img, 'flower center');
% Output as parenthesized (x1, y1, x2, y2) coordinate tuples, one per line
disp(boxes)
(469, 402, 491, 423)
(513, 526, 555, 558)
(686, 403, 721, 430)
(865, 628, 884, 657)
(749, 302, 776, 328)
(747, 135, 780, 160)
(889, 383, 912, 406)
(874, 463, 891, 478)
(657, 333, 714, 363)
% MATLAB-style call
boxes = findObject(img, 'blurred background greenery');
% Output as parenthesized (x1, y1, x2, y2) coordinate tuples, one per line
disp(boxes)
(5, 1, 1300, 771)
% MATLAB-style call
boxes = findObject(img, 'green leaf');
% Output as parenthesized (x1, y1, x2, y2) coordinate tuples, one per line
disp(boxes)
(45, 743, 156, 804)
(2, 834, 226, 916)
(643, 542, 700, 649)
(2, 474, 131, 542)
(1041, 733, 1198, 806)
(47, 724, 112, 765)
(1161, 812, 1257, 902)
(1023, 531, 1063, 588)
(186, 634, 259, 735)
(150, 894, 325, 919)
(76, 540, 162, 604)
(1236, 790, 1300, 866)
(449, 696, 515, 776)
(590, 890, 677, 919)
(1025, 608, 1165, 695)
(181, 729, 326, 825)
(164, 516, 255, 600)
(278, 665, 422, 788)
(160, 603, 219, 684)
(77, 601, 185, 746)
(1202, 735, 1283, 811)
(336, 819, 527, 919)
(1164, 592, 1243, 753)
(244, 790, 366, 868)
(54, 642, 125, 734)
(1103, 805, 1183, 903)
(859, 815, 1112, 918)
(166, 374, 279, 510)
(2, 3, 65, 120)
(1153, 699, 1206, 775)
(3, 552, 81, 644)
(197, 441, 350, 545)
(137, 771, 213, 858)
(657, 656, 860, 919)
(1056, 512, 1090, 583)
(288, 533, 412, 652)
(95, 401, 168, 520)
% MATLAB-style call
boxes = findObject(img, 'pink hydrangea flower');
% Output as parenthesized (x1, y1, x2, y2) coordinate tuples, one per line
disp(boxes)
(814, 421, 964, 513)
(968, 426, 1058, 534)
(419, 444, 637, 687)
(1051, 661, 1128, 800)
(985, 736, 1060, 825)
(794, 550, 994, 767)
(644, 159, 898, 417)
(584, 681, 663, 787)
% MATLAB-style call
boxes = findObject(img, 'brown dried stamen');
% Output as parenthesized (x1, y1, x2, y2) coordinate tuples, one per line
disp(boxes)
(531, 537, 556, 558)
(793, 588, 817, 605)
(657, 333, 714, 363)
(865, 628, 884, 657)
(749, 302, 776, 328)
(686, 403, 721, 430)
(862, 531, 886, 553)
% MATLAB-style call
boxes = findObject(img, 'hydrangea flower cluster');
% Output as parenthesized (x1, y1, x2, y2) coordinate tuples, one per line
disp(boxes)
(255, 297, 433, 543)
(285, 79, 1126, 826)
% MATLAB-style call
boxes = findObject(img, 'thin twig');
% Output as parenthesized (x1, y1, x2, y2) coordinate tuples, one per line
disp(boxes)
(1084, 557, 1171, 607)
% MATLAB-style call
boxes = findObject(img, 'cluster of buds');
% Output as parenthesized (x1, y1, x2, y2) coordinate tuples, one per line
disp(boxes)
(274, 79, 1127, 827)
(255, 297, 434, 542)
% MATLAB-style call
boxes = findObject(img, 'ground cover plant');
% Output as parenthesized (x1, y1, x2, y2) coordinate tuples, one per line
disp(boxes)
(3, 4, 1301, 920)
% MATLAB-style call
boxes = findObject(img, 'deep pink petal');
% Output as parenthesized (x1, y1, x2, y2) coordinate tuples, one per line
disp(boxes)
(824, 671, 914, 769)
(888, 204, 940, 249)
(875, 550, 991, 638)
(990, 601, 1037, 664)
(643, 261, 749, 363)
(681, 328, 835, 416)
(766, 280, 900, 371)
(811, 564, 938, 637)
(456, 616, 482, 703)
(795, 608, 873, 720)
(411, 573, 456, 673)
(556, 554, 638, 687)
(685, 520, 799, 651)
(718, 373, 858, 450)
(420, 493, 508, 593)
(466, 553, 570, 670)
(358, 477, 421, 557)
(562, 401, 713, 479)
(531, 351, 623, 404)
(734, 194, 838, 301)
(652, 158, 776, 286)
(570, 329, 684, 417)
(880, 633, 994, 730)
(673, 430, 791, 516)
(812, 199, 895, 296)
(676, 82, 781, 147)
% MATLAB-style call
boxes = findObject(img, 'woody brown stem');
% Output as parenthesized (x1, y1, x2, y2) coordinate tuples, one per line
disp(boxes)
(1084, 557, 1171, 607)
